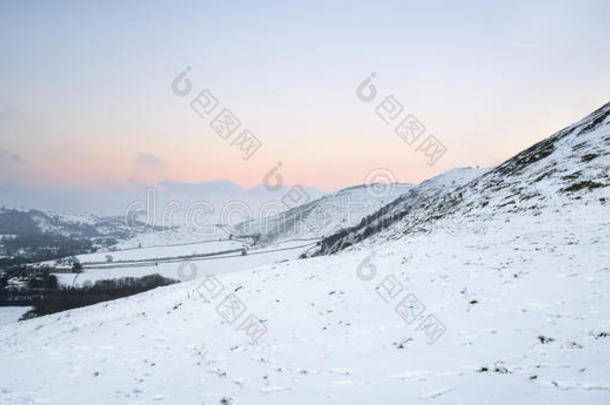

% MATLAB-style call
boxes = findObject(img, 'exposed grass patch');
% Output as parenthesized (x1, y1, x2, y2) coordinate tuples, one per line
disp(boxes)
(579, 108, 610, 134)
(562, 181, 605, 193)
(581, 153, 599, 162)
(561, 171, 582, 181)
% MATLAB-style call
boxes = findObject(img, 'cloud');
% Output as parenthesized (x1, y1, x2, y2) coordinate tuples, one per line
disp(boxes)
(135, 153, 165, 168)
(0, 149, 21, 163)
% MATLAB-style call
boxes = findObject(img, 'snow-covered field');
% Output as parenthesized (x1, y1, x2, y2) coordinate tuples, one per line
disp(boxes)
(111, 227, 233, 250)
(54, 239, 317, 287)
(76, 239, 245, 264)
(1, 202, 608, 404)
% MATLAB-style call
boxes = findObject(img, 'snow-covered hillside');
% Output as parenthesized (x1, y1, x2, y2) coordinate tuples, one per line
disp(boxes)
(0, 207, 159, 241)
(0, 200, 608, 404)
(233, 183, 414, 244)
(308, 166, 489, 255)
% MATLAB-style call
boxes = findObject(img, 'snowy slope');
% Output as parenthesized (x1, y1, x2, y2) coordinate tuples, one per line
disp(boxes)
(309, 167, 489, 255)
(0, 203, 608, 404)
(233, 183, 414, 244)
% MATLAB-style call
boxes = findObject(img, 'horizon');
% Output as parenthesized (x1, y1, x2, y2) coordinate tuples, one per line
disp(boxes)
(1, 97, 606, 198)
(0, 95, 605, 215)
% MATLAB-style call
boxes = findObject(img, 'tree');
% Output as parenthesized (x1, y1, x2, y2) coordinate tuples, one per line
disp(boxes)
(72, 261, 83, 273)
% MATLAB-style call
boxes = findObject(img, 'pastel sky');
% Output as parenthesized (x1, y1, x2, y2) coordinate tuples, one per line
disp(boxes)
(0, 0, 609, 191)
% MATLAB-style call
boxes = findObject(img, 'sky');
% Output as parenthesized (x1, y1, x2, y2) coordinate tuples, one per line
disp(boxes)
(0, 0, 609, 193)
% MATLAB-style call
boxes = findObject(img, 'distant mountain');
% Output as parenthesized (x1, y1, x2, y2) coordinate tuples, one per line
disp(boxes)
(0, 208, 161, 264)
(311, 101, 610, 255)
(0, 180, 325, 220)
(0, 208, 162, 239)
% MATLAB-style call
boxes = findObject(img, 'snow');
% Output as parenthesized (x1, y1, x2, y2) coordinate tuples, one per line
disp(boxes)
(1, 202, 608, 404)
(234, 183, 415, 243)
(110, 226, 233, 250)
(0, 307, 31, 327)
(77, 240, 244, 264)
(55, 239, 317, 287)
